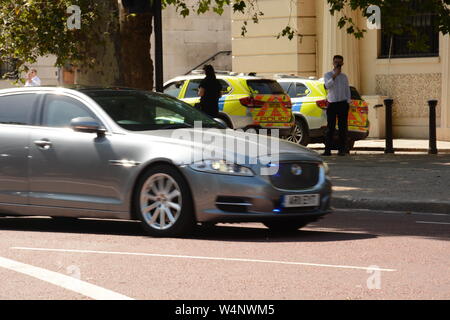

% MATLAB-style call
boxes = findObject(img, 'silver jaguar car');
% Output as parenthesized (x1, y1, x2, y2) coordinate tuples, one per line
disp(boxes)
(0, 86, 332, 237)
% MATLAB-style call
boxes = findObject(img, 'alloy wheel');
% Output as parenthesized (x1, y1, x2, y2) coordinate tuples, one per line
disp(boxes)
(287, 123, 303, 144)
(140, 173, 182, 230)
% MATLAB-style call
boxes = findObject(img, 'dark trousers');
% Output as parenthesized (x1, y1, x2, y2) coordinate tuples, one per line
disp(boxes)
(325, 101, 349, 152)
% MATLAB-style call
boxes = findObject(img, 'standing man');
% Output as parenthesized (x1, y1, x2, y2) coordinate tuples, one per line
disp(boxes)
(24, 68, 41, 87)
(197, 64, 222, 118)
(323, 55, 351, 156)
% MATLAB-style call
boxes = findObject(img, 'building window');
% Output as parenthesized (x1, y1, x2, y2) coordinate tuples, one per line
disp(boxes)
(379, 9, 439, 58)
(0, 59, 18, 79)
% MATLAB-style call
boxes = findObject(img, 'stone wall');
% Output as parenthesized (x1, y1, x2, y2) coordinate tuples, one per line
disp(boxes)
(152, 3, 232, 83)
(375, 73, 442, 118)
(375, 73, 442, 138)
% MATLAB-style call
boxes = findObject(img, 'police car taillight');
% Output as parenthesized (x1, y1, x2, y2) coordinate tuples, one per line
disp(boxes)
(316, 99, 329, 109)
(240, 97, 265, 108)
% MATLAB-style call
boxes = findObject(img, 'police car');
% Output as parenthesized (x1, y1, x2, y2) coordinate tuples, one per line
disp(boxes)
(276, 75, 369, 149)
(164, 71, 295, 137)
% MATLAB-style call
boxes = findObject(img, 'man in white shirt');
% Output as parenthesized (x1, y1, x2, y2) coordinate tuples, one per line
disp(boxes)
(24, 68, 41, 87)
(323, 55, 351, 156)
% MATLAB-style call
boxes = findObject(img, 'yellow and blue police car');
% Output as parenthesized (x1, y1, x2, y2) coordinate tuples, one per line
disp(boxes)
(164, 71, 295, 137)
(277, 75, 370, 149)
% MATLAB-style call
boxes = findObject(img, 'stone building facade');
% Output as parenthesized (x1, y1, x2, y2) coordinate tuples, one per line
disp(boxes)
(231, 0, 450, 141)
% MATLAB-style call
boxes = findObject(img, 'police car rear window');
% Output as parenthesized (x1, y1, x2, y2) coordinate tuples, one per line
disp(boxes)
(350, 87, 362, 100)
(246, 80, 284, 94)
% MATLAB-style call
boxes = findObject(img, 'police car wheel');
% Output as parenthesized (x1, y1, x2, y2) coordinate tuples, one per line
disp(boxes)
(346, 139, 355, 151)
(287, 118, 309, 146)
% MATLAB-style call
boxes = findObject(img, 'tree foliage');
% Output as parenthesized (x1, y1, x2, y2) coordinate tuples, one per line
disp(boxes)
(0, 0, 101, 76)
(1, 0, 449, 84)
(327, 0, 450, 51)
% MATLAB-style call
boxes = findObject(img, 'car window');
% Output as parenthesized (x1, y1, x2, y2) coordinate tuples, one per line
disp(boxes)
(278, 82, 292, 95)
(185, 79, 230, 99)
(0, 93, 37, 125)
(85, 90, 223, 131)
(184, 79, 202, 98)
(218, 79, 231, 95)
(163, 81, 184, 98)
(42, 94, 96, 128)
(246, 80, 284, 94)
(295, 83, 310, 97)
(350, 87, 362, 100)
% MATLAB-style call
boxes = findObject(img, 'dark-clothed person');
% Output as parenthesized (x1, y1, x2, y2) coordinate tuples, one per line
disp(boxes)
(323, 55, 351, 156)
(198, 65, 221, 118)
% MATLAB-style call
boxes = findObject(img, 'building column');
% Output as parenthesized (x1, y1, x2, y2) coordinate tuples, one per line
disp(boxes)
(321, 1, 360, 88)
(438, 34, 450, 140)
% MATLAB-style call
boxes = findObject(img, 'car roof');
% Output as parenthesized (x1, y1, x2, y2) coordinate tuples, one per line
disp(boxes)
(276, 77, 324, 83)
(0, 85, 149, 95)
(164, 74, 272, 85)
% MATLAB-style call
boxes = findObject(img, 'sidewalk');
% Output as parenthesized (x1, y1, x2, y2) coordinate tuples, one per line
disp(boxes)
(309, 138, 450, 153)
(309, 139, 450, 214)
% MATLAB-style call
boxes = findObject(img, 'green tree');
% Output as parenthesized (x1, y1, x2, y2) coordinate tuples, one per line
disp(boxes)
(1, 0, 449, 90)
(327, 0, 450, 52)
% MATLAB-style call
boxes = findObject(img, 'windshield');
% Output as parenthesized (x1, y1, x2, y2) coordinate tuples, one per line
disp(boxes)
(84, 90, 223, 131)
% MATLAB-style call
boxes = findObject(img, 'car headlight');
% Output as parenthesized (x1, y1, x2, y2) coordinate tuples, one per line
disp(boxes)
(189, 160, 255, 176)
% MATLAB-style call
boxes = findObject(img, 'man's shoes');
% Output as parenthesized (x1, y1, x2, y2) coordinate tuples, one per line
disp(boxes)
(322, 150, 332, 156)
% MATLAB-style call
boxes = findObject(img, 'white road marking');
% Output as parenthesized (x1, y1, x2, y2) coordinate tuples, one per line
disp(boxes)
(0, 255, 134, 300)
(416, 221, 450, 225)
(11, 247, 397, 272)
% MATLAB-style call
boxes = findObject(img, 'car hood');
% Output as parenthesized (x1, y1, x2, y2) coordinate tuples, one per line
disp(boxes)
(131, 128, 322, 164)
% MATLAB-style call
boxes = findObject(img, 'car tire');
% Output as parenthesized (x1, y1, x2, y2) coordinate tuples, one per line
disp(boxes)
(346, 139, 355, 152)
(217, 115, 233, 129)
(134, 164, 195, 237)
(263, 219, 312, 233)
(51, 217, 78, 223)
(286, 117, 309, 146)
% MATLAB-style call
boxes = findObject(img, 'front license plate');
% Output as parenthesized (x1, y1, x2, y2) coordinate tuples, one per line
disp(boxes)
(283, 194, 320, 208)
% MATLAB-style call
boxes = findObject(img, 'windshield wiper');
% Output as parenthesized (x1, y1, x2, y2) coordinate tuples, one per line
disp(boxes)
(0, 121, 27, 125)
(202, 123, 225, 128)
(159, 123, 193, 130)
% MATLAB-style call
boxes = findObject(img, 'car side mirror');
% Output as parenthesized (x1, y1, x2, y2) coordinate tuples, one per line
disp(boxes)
(70, 117, 106, 137)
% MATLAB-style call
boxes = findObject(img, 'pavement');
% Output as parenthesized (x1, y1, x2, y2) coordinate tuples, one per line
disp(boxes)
(308, 139, 450, 214)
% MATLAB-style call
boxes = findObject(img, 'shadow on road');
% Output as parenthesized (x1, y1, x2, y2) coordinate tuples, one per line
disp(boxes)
(0, 216, 377, 243)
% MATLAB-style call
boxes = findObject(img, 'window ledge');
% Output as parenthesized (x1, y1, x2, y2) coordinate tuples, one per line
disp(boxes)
(376, 57, 440, 65)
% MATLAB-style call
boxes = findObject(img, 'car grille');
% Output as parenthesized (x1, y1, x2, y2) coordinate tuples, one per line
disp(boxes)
(269, 162, 320, 190)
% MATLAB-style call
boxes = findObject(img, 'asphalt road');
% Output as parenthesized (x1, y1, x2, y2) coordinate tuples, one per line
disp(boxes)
(0, 209, 448, 300)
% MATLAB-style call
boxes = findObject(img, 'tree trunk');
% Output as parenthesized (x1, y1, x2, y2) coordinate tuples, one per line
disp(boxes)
(76, 0, 154, 91)
(76, 0, 121, 86)
(118, 5, 154, 91)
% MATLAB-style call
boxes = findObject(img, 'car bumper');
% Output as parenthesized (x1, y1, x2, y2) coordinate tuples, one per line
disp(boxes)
(348, 129, 369, 141)
(179, 166, 332, 224)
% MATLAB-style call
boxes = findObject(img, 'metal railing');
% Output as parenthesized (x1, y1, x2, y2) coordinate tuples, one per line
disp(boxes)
(184, 50, 232, 75)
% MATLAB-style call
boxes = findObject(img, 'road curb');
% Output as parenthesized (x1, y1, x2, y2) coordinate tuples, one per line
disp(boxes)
(332, 197, 450, 214)
(310, 147, 450, 153)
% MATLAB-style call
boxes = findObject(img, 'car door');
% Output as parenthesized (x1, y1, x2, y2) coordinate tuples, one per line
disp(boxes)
(28, 93, 123, 212)
(181, 79, 202, 106)
(0, 93, 39, 206)
(163, 80, 185, 99)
